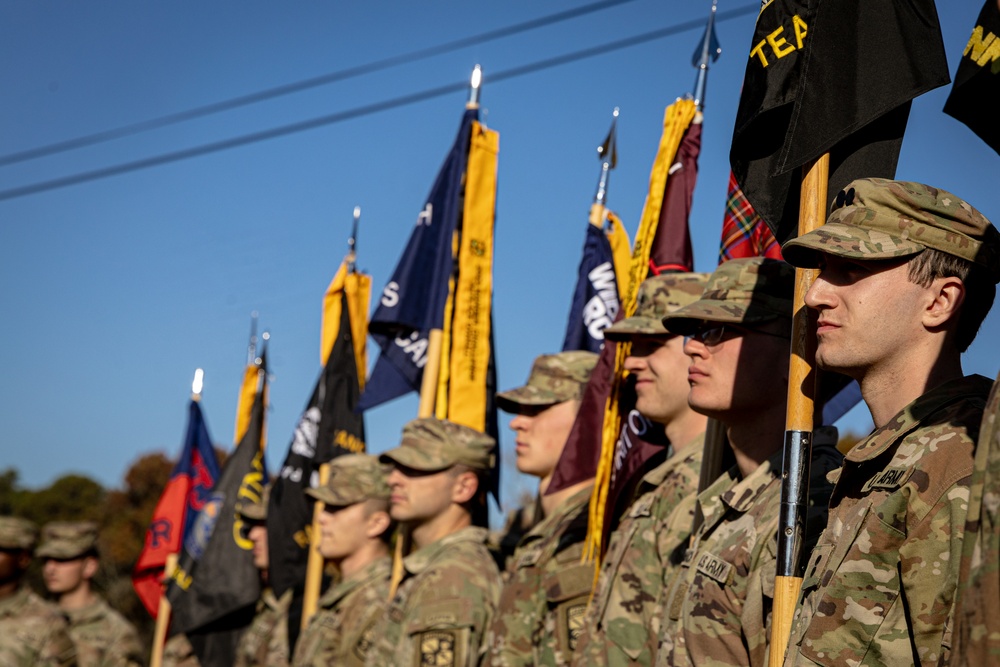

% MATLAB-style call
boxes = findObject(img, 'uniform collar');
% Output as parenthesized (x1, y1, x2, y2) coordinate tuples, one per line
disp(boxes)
(847, 375, 993, 462)
(320, 556, 391, 608)
(641, 432, 705, 488)
(0, 585, 32, 617)
(403, 526, 488, 576)
(65, 597, 108, 624)
(522, 483, 592, 545)
(697, 448, 782, 527)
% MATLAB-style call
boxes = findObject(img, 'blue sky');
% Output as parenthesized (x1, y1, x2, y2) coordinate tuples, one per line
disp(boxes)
(2, 1, 997, 517)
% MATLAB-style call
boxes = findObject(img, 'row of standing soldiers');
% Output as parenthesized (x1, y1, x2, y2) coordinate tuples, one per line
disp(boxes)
(4, 176, 1000, 666)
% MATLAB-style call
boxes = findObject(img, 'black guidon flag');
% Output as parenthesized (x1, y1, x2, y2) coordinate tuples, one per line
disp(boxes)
(944, 0, 1000, 156)
(731, 0, 951, 243)
(166, 372, 269, 667)
(267, 287, 365, 650)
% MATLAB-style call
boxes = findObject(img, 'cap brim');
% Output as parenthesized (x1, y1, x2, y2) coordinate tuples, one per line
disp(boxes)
(305, 486, 362, 507)
(781, 222, 924, 268)
(661, 301, 784, 335)
(495, 385, 561, 413)
(602, 316, 671, 340)
(379, 447, 453, 472)
(36, 546, 86, 560)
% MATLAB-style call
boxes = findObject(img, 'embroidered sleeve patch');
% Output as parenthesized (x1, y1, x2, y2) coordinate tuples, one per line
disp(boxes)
(566, 603, 587, 651)
(353, 619, 378, 661)
(419, 631, 456, 666)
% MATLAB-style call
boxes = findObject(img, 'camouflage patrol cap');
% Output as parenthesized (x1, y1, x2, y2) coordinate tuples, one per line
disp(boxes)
(36, 521, 98, 559)
(782, 178, 1000, 282)
(380, 417, 496, 473)
(603, 272, 709, 340)
(661, 257, 794, 335)
(495, 350, 598, 412)
(236, 484, 271, 522)
(0, 516, 38, 551)
(306, 454, 391, 507)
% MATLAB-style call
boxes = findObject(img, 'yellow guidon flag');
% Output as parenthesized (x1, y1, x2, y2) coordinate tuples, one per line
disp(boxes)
(436, 120, 499, 434)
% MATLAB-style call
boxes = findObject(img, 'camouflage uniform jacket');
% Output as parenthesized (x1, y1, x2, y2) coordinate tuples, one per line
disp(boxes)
(573, 434, 704, 666)
(65, 596, 142, 667)
(0, 586, 77, 666)
(233, 588, 292, 667)
(489, 499, 540, 574)
(486, 484, 593, 666)
(161, 633, 199, 667)
(953, 372, 1000, 665)
(293, 556, 390, 666)
(660, 442, 841, 667)
(365, 526, 501, 667)
(785, 375, 992, 667)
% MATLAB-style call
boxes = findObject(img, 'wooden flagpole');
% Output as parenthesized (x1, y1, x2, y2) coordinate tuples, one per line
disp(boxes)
(769, 153, 828, 666)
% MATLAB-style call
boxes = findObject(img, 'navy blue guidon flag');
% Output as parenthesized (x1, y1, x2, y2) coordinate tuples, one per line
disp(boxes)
(357, 108, 477, 411)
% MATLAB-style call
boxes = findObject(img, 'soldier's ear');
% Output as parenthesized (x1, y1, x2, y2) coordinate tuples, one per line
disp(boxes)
(366, 510, 392, 540)
(923, 275, 965, 330)
(450, 469, 480, 504)
(82, 556, 99, 580)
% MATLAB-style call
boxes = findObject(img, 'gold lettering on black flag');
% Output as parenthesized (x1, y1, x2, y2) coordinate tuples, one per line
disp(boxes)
(944, 0, 1000, 155)
(731, 0, 951, 243)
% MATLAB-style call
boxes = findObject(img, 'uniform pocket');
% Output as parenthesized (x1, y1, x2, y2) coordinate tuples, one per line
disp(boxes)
(543, 557, 594, 655)
(796, 505, 904, 666)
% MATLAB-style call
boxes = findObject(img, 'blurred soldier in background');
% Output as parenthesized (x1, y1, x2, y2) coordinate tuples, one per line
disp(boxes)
(293, 454, 393, 666)
(233, 484, 291, 667)
(0, 515, 77, 666)
(367, 418, 502, 667)
(39, 520, 142, 667)
(486, 350, 598, 666)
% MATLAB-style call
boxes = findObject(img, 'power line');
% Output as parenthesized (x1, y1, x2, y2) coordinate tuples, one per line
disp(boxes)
(0, 0, 641, 167)
(0, 4, 758, 203)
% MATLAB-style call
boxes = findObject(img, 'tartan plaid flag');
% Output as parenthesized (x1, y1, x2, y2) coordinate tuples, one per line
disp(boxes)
(718, 170, 782, 263)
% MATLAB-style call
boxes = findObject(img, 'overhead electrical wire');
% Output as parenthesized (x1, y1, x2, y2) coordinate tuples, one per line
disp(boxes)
(0, 3, 758, 203)
(0, 0, 642, 167)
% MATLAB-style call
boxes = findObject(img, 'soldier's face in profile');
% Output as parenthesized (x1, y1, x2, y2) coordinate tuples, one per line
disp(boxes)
(684, 322, 789, 421)
(43, 556, 93, 594)
(806, 255, 929, 378)
(0, 550, 29, 586)
(317, 502, 368, 561)
(624, 335, 692, 425)
(386, 465, 459, 524)
(508, 399, 578, 481)
(247, 524, 269, 571)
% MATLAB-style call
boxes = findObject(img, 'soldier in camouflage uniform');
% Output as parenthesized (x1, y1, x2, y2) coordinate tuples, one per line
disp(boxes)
(293, 454, 393, 666)
(656, 257, 843, 667)
(778, 178, 1000, 666)
(233, 484, 292, 667)
(571, 272, 709, 667)
(485, 350, 599, 666)
(954, 370, 1000, 664)
(38, 521, 142, 667)
(366, 418, 502, 667)
(0, 516, 77, 666)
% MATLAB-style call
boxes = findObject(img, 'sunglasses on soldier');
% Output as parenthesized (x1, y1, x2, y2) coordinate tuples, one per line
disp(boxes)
(685, 322, 790, 347)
